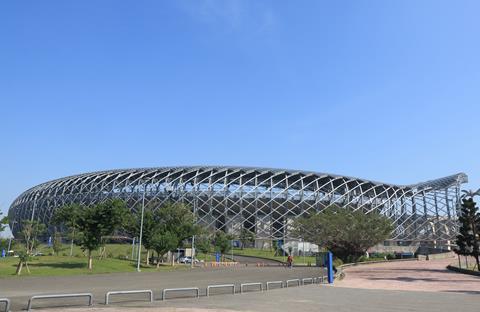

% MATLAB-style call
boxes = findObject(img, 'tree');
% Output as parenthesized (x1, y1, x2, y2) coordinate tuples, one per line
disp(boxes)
(213, 231, 234, 260)
(153, 202, 199, 264)
(52, 231, 63, 256)
(195, 233, 212, 261)
(125, 207, 156, 266)
(154, 202, 198, 243)
(455, 196, 480, 270)
(52, 204, 82, 256)
(150, 230, 178, 268)
(292, 206, 393, 262)
(239, 229, 255, 249)
(76, 199, 129, 269)
(0, 211, 8, 233)
(16, 220, 46, 275)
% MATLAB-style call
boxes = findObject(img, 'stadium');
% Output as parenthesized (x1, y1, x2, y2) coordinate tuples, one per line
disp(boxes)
(8, 166, 467, 249)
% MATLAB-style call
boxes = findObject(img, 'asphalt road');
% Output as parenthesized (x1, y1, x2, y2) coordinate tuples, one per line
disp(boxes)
(30, 284, 480, 312)
(1, 266, 323, 311)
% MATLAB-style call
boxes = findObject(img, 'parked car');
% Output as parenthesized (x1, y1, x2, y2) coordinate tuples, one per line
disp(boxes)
(179, 256, 198, 264)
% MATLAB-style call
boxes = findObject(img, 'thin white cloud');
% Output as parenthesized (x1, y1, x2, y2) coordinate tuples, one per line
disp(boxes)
(176, 0, 276, 34)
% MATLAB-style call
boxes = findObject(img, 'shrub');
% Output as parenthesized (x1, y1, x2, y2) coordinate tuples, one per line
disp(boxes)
(333, 258, 343, 267)
(357, 255, 369, 262)
(386, 253, 395, 260)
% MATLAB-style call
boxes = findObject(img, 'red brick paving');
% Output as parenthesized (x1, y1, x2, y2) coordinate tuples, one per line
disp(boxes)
(336, 257, 480, 294)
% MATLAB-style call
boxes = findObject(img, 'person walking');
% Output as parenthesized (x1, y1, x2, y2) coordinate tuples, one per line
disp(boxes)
(287, 255, 293, 268)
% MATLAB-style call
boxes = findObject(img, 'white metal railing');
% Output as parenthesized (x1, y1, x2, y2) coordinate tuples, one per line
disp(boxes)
(266, 281, 284, 290)
(316, 276, 326, 284)
(240, 282, 263, 293)
(162, 287, 200, 300)
(302, 277, 314, 285)
(206, 284, 236, 296)
(285, 279, 301, 287)
(27, 293, 93, 311)
(0, 298, 10, 312)
(105, 290, 153, 305)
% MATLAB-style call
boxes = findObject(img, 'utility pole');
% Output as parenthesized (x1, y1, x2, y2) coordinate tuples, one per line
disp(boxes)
(136, 188, 146, 272)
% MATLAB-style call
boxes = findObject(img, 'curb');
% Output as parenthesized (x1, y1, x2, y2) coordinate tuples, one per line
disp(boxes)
(446, 265, 480, 277)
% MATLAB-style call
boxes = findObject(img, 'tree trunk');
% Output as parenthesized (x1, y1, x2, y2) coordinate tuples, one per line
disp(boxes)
(475, 255, 480, 271)
(16, 260, 23, 275)
(88, 250, 93, 270)
(70, 229, 75, 257)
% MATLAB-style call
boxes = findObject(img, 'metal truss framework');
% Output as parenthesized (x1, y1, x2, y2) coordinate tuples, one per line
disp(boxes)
(8, 166, 468, 244)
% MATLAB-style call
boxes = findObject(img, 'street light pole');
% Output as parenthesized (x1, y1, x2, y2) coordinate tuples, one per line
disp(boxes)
(131, 237, 136, 261)
(7, 221, 17, 255)
(191, 235, 195, 269)
(31, 193, 39, 222)
(136, 188, 146, 272)
(303, 240, 306, 265)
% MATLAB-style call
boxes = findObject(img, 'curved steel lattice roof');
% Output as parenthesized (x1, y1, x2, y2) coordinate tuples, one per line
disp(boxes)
(8, 166, 468, 243)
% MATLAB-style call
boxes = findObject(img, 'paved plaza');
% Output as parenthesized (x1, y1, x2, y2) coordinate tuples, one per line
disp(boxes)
(335, 257, 480, 294)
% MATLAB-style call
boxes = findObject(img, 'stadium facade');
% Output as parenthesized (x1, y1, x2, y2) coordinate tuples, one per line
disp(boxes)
(8, 166, 467, 247)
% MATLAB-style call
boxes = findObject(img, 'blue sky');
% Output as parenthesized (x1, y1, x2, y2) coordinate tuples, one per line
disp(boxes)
(1, 0, 479, 217)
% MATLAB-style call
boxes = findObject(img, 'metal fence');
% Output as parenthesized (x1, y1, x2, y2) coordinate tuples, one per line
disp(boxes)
(0, 298, 10, 312)
(266, 281, 284, 290)
(302, 277, 314, 285)
(105, 290, 153, 305)
(14, 275, 327, 310)
(240, 282, 263, 293)
(206, 284, 236, 296)
(27, 293, 93, 311)
(286, 279, 301, 287)
(162, 287, 200, 300)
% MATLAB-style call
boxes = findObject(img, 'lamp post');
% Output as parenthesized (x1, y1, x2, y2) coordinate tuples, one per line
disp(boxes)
(7, 220, 17, 256)
(303, 239, 306, 265)
(136, 187, 146, 272)
(131, 237, 136, 261)
(31, 193, 39, 221)
(191, 235, 195, 268)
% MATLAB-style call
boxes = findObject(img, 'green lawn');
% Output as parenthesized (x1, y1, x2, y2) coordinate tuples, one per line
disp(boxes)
(232, 248, 317, 265)
(1, 243, 190, 278)
(1, 244, 319, 278)
(0, 256, 189, 278)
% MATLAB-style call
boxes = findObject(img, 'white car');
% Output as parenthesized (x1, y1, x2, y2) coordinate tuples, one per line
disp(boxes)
(179, 256, 199, 264)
